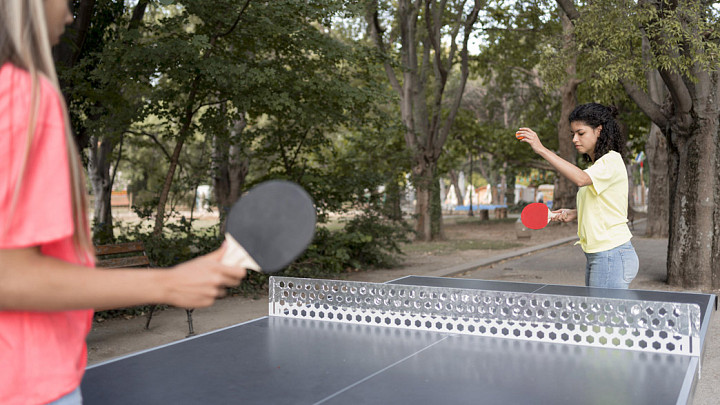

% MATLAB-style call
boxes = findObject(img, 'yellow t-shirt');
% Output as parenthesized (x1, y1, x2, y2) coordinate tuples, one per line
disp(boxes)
(576, 150, 633, 253)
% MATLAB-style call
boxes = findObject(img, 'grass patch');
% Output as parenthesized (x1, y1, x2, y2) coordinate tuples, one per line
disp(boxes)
(317, 220, 345, 232)
(402, 239, 523, 255)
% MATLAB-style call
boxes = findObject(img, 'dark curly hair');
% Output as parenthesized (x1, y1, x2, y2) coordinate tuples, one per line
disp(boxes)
(569, 103, 625, 162)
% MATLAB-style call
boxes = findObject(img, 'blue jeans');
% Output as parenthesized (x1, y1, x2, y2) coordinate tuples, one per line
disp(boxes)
(584, 241, 639, 289)
(46, 387, 82, 405)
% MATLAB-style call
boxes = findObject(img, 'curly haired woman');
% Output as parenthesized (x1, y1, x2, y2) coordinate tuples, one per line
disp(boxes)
(517, 103, 639, 289)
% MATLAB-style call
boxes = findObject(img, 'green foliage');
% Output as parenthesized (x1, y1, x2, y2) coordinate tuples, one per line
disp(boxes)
(475, 0, 561, 90)
(540, 0, 720, 94)
(288, 213, 412, 277)
(114, 218, 222, 267)
(442, 0, 564, 187)
(95, 206, 411, 319)
(226, 213, 412, 295)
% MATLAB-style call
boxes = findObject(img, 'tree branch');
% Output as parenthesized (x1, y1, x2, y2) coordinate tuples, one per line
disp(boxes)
(555, 0, 580, 22)
(365, 2, 403, 97)
(129, 0, 149, 30)
(658, 69, 692, 114)
(126, 130, 173, 161)
(435, 1, 482, 155)
(54, 0, 96, 67)
(192, 98, 231, 115)
(217, 0, 253, 39)
(109, 134, 125, 187)
(620, 79, 669, 128)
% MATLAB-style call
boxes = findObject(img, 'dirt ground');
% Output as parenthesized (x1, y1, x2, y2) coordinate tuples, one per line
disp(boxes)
(87, 216, 579, 364)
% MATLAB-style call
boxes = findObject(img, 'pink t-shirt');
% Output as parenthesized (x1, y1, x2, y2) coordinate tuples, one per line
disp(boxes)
(0, 63, 93, 404)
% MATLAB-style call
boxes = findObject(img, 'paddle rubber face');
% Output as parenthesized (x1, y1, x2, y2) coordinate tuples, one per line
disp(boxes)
(520, 202, 551, 230)
(224, 180, 316, 273)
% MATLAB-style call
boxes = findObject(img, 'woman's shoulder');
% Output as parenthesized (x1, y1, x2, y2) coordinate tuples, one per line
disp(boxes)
(1, 63, 63, 118)
(1, 62, 33, 91)
(1, 62, 60, 102)
(598, 150, 624, 164)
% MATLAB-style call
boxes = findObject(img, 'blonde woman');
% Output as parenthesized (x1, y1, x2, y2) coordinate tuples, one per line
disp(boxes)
(0, 1, 247, 403)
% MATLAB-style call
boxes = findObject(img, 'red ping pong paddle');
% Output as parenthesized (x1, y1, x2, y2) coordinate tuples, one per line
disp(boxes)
(520, 203, 556, 230)
(221, 180, 316, 273)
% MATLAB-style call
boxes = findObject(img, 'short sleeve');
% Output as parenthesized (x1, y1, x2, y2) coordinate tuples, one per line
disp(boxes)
(0, 65, 73, 248)
(583, 151, 623, 196)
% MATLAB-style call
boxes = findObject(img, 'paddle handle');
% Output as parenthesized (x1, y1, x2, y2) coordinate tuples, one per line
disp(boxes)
(547, 210, 559, 223)
(221, 233, 261, 272)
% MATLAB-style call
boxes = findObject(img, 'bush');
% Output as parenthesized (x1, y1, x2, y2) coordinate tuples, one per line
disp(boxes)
(115, 218, 222, 267)
(95, 213, 411, 319)
(253, 213, 411, 280)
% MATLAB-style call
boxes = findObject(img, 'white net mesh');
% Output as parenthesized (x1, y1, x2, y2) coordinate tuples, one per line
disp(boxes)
(269, 277, 701, 356)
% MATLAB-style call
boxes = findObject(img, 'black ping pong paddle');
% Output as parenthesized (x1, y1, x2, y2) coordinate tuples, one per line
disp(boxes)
(221, 180, 316, 273)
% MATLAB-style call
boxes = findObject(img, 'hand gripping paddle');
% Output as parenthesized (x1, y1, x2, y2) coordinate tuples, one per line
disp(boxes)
(221, 180, 316, 273)
(520, 203, 557, 230)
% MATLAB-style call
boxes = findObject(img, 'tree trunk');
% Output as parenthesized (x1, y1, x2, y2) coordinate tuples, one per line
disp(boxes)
(87, 135, 116, 243)
(468, 152, 474, 216)
(430, 167, 444, 239)
(152, 74, 202, 236)
(643, 61, 669, 237)
(383, 177, 403, 221)
(365, 0, 481, 241)
(644, 123, 669, 237)
(448, 169, 464, 206)
(213, 116, 249, 232)
(554, 13, 580, 210)
(625, 161, 637, 227)
(56, 1, 148, 240)
(505, 168, 516, 205)
(413, 163, 433, 241)
(153, 138, 185, 235)
(666, 103, 719, 289)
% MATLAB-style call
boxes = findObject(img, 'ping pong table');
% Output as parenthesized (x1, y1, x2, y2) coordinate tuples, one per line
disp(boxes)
(81, 276, 716, 404)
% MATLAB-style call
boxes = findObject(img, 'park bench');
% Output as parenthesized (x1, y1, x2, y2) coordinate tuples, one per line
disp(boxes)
(95, 241, 196, 337)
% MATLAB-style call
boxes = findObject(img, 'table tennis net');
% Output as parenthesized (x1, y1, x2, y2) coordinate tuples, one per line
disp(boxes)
(269, 277, 701, 356)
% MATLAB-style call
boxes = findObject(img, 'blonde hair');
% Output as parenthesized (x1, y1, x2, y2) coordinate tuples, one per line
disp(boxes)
(1, 0, 94, 262)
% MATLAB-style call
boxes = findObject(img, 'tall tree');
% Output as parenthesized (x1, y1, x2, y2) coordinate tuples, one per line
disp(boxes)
(365, 0, 483, 240)
(471, 0, 563, 205)
(150, 0, 252, 236)
(557, 0, 720, 289)
(553, 12, 580, 210)
(57, 0, 148, 242)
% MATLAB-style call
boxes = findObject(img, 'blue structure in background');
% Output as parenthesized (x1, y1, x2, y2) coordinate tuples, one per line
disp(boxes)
(453, 204, 508, 211)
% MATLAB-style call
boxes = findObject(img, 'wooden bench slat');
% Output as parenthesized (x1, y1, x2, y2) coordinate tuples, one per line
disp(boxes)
(97, 256, 150, 269)
(95, 242, 146, 256)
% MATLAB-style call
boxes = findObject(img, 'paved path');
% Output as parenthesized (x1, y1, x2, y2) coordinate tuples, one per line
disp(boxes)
(88, 219, 718, 404)
(445, 219, 718, 405)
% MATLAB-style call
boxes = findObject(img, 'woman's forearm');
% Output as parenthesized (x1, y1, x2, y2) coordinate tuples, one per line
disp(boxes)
(0, 247, 167, 311)
(0, 245, 245, 311)
(537, 147, 592, 187)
